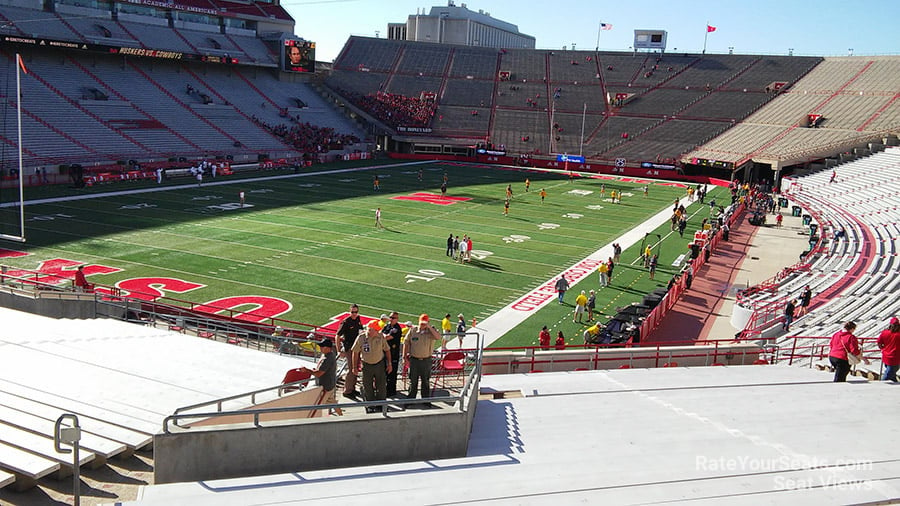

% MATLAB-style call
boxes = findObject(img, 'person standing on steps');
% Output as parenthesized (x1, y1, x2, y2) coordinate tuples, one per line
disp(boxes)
(828, 321, 865, 382)
(877, 317, 900, 382)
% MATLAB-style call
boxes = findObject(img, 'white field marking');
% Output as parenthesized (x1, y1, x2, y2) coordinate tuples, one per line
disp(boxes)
(119, 203, 157, 210)
(27, 213, 74, 221)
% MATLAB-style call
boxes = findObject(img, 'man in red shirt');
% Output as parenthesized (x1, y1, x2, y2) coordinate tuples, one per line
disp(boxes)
(538, 326, 551, 350)
(877, 317, 900, 381)
(74, 266, 89, 292)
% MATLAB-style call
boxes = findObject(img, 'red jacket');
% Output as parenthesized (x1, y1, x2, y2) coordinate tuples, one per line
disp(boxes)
(539, 330, 551, 349)
(829, 330, 860, 360)
(877, 329, 900, 366)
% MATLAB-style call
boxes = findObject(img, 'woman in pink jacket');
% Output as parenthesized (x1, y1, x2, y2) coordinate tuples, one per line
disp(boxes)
(877, 317, 900, 381)
(828, 321, 861, 382)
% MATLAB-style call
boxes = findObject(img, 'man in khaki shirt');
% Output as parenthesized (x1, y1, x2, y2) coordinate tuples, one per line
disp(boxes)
(352, 319, 392, 412)
(403, 314, 445, 404)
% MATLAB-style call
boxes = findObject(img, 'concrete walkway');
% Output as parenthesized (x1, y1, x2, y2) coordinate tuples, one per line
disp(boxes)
(646, 203, 813, 343)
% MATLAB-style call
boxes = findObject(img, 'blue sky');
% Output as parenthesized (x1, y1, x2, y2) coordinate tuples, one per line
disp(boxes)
(282, 0, 900, 62)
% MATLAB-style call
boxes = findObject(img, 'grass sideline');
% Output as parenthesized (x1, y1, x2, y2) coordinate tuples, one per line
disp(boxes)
(0, 160, 725, 347)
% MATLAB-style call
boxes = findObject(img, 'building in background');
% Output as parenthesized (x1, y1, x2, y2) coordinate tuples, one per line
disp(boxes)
(387, 1, 534, 49)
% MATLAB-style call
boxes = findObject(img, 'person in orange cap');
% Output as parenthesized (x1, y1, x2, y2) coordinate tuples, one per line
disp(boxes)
(351, 319, 392, 412)
(402, 313, 445, 405)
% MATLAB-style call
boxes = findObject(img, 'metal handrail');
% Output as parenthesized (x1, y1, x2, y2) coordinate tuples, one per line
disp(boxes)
(171, 377, 316, 422)
(162, 331, 484, 433)
(162, 393, 467, 434)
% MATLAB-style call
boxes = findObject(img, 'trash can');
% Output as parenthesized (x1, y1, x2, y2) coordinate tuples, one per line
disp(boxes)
(809, 223, 818, 235)
(792, 206, 802, 217)
(802, 214, 812, 226)
(779, 197, 789, 208)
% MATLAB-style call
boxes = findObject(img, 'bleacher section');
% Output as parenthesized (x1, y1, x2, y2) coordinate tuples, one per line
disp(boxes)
(0, 48, 365, 166)
(686, 56, 899, 167)
(734, 148, 900, 369)
(0, 2, 369, 169)
(327, 37, 831, 164)
(0, 4, 80, 41)
(0, 306, 316, 491)
(448, 47, 498, 79)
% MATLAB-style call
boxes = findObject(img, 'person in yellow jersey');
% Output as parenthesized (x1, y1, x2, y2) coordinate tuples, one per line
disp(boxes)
(540, 188, 547, 204)
(525, 178, 530, 192)
(441, 313, 453, 340)
(598, 261, 609, 287)
(644, 245, 653, 268)
(574, 290, 588, 323)
(583, 323, 602, 344)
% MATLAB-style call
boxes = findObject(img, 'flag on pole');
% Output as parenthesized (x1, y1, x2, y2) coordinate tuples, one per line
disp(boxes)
(706, 25, 717, 33)
(600, 23, 613, 30)
(16, 54, 27, 74)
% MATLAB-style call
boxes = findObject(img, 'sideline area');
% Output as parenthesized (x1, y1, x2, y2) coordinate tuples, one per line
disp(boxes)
(468, 191, 696, 348)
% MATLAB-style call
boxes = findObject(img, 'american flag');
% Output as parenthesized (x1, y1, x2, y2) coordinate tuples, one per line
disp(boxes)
(600, 23, 613, 30)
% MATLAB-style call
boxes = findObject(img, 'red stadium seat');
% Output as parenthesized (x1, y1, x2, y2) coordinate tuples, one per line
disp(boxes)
(433, 351, 466, 387)
(281, 368, 312, 393)
(663, 362, 678, 368)
(753, 359, 768, 365)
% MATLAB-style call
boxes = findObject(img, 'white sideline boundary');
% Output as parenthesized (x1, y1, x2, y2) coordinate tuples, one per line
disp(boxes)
(0, 160, 433, 208)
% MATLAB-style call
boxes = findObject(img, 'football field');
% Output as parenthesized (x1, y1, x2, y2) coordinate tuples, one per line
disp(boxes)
(0, 160, 725, 347)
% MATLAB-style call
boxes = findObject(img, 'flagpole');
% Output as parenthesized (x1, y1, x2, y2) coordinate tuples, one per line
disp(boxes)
(596, 21, 601, 51)
(579, 103, 586, 157)
(14, 53, 25, 241)
(703, 21, 709, 54)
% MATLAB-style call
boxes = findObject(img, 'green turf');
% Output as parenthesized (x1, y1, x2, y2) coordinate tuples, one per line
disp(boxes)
(0, 160, 726, 346)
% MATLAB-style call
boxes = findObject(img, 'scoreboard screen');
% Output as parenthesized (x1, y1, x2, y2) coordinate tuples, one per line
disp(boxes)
(284, 39, 315, 73)
(691, 157, 734, 171)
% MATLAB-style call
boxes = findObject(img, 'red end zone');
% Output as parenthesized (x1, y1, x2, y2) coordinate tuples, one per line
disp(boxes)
(391, 193, 472, 205)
